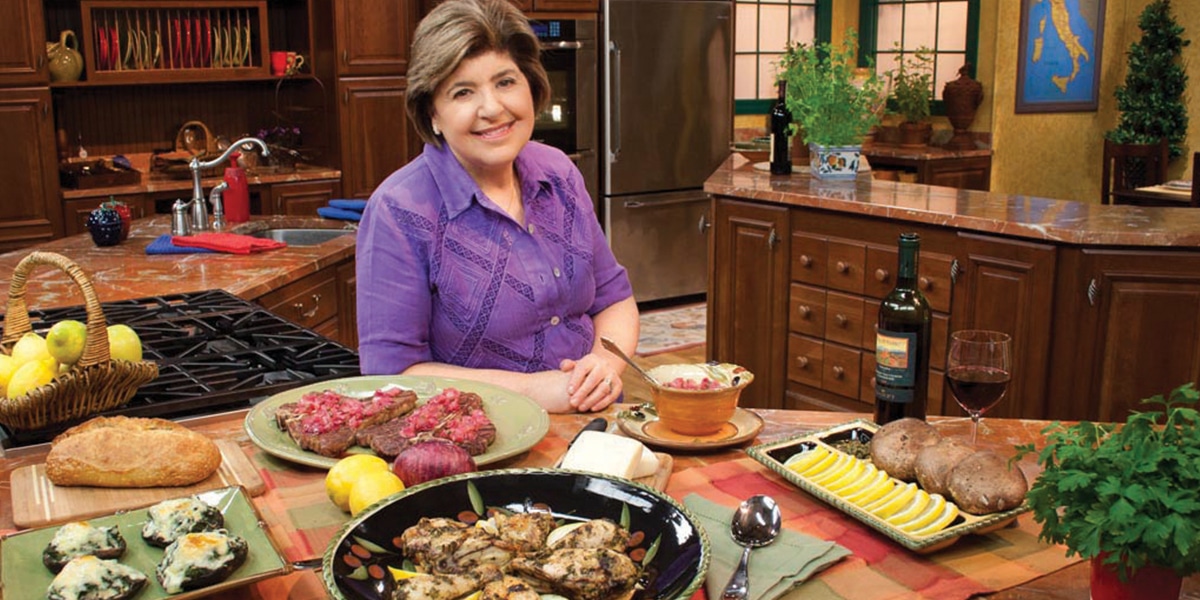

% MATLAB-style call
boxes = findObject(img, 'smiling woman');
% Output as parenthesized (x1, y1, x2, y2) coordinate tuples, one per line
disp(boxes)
(355, 0, 640, 416)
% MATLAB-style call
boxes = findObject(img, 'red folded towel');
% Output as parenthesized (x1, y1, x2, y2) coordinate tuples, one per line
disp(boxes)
(171, 233, 288, 254)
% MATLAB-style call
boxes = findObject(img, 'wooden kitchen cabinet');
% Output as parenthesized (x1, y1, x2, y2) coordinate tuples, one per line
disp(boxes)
(864, 146, 993, 191)
(337, 259, 358, 349)
(333, 0, 416, 76)
(267, 179, 342, 215)
(0, 88, 64, 251)
(707, 198, 789, 409)
(1047, 249, 1200, 423)
(337, 77, 412, 198)
(0, 0, 47, 86)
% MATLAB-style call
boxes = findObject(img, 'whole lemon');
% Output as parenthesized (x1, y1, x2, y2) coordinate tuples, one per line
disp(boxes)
(106, 324, 143, 362)
(7, 358, 57, 398)
(348, 470, 405, 516)
(46, 319, 87, 366)
(326, 454, 390, 512)
(11, 332, 52, 366)
(0, 354, 17, 396)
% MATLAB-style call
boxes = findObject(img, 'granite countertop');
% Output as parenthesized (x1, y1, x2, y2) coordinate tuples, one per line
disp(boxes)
(707, 153, 1200, 247)
(0, 215, 357, 311)
(60, 153, 342, 200)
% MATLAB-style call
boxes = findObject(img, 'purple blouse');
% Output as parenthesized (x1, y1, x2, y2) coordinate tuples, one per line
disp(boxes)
(356, 141, 633, 375)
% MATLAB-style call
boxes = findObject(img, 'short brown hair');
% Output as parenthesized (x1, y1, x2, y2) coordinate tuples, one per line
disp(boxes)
(407, 0, 550, 148)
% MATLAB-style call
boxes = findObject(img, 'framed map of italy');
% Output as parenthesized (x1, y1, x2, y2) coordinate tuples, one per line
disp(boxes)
(1015, 0, 1106, 113)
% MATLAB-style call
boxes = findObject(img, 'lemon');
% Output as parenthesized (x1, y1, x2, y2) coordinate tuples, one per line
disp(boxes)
(823, 460, 869, 493)
(387, 567, 425, 581)
(106, 324, 143, 362)
(843, 474, 895, 506)
(794, 447, 839, 477)
(0, 354, 17, 396)
(11, 332, 52, 366)
(784, 446, 828, 474)
(7, 358, 57, 398)
(46, 320, 87, 366)
(348, 470, 405, 516)
(831, 464, 880, 496)
(895, 494, 948, 532)
(808, 454, 853, 486)
(326, 454, 391, 512)
(871, 482, 920, 518)
(885, 489, 933, 526)
(907, 503, 960, 537)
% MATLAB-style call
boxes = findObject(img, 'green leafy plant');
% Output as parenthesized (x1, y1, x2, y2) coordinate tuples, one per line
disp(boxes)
(1106, 0, 1190, 159)
(1014, 383, 1200, 580)
(887, 46, 934, 124)
(778, 31, 884, 147)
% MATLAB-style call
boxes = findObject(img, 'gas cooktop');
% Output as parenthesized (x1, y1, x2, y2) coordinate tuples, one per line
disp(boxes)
(1, 289, 361, 452)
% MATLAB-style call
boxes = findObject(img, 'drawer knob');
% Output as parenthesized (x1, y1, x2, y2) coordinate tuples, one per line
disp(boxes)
(875, 268, 889, 282)
(799, 254, 813, 267)
(837, 261, 849, 274)
(797, 305, 811, 318)
(832, 366, 845, 379)
(835, 314, 848, 327)
(920, 276, 933, 291)
(796, 356, 809, 368)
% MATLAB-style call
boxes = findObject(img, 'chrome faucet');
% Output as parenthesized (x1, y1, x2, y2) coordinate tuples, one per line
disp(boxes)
(171, 137, 269, 236)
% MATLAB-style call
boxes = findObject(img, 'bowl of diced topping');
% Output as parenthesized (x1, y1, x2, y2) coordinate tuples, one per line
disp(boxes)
(644, 362, 753, 436)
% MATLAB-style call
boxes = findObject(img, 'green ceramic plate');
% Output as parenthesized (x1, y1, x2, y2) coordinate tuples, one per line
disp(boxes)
(244, 375, 550, 469)
(0, 486, 289, 599)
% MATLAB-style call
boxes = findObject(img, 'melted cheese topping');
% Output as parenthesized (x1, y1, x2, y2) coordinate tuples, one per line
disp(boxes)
(48, 521, 120, 558)
(141, 497, 214, 543)
(156, 531, 240, 593)
(48, 555, 146, 600)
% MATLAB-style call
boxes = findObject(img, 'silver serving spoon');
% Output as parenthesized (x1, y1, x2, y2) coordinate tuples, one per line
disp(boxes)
(600, 336, 660, 387)
(722, 495, 783, 600)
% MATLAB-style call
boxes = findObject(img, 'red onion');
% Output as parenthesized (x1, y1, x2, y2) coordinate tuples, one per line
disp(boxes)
(392, 439, 477, 487)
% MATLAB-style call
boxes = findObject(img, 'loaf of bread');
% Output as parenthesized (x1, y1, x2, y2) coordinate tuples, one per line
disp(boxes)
(45, 416, 222, 488)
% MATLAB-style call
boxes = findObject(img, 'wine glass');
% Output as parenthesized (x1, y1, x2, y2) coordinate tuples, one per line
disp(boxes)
(946, 330, 1012, 445)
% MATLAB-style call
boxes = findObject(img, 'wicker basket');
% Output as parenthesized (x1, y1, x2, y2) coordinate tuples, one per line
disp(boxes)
(0, 252, 159, 431)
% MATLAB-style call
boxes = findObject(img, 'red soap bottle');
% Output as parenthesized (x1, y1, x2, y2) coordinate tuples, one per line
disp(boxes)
(223, 152, 250, 223)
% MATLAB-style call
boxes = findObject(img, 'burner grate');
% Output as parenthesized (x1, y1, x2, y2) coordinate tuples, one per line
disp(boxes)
(1, 289, 360, 450)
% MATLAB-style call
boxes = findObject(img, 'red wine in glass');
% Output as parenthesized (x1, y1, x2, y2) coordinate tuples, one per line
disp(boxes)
(947, 330, 1012, 445)
(947, 366, 1010, 413)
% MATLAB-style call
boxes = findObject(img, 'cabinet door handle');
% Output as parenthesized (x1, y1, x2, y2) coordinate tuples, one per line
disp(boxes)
(1087, 278, 1099, 306)
(343, 89, 349, 104)
(697, 214, 710, 234)
(874, 268, 889, 282)
(950, 258, 961, 284)
(294, 293, 322, 319)
(43, 102, 49, 118)
(342, 49, 348, 65)
(767, 228, 779, 249)
(795, 356, 809, 368)
(37, 54, 45, 69)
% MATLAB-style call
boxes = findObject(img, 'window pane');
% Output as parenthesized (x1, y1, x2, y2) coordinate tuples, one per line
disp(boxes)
(736, 4, 759, 53)
(790, 6, 816, 46)
(903, 3, 937, 50)
(735, 54, 759, 99)
(937, 2, 968, 51)
(760, 5, 790, 52)
(933, 52, 967, 100)
(759, 54, 781, 99)
(877, 4, 903, 51)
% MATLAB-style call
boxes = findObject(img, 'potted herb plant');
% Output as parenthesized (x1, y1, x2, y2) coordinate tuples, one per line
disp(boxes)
(1014, 383, 1200, 600)
(779, 31, 884, 180)
(887, 46, 934, 147)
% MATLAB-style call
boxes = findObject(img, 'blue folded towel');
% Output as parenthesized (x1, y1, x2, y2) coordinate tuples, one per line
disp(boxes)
(329, 199, 368, 211)
(145, 234, 216, 255)
(318, 206, 363, 221)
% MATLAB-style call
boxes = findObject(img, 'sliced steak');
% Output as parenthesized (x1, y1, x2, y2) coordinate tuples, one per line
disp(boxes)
(365, 389, 497, 458)
(274, 387, 418, 458)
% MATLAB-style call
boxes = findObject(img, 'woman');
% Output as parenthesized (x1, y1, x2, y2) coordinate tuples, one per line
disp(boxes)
(355, 0, 639, 413)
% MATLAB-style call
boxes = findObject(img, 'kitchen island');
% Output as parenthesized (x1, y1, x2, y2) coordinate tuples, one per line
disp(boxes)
(706, 153, 1200, 424)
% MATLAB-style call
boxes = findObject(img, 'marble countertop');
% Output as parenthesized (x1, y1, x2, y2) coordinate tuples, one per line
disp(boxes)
(60, 153, 342, 200)
(706, 153, 1200, 247)
(0, 215, 357, 311)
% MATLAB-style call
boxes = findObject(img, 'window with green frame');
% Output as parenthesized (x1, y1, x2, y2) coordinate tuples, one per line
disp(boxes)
(858, 0, 980, 113)
(733, 0, 830, 115)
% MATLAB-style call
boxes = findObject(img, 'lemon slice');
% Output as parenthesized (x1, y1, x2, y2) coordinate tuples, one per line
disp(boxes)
(824, 460, 869, 493)
(906, 502, 960, 537)
(895, 493, 948, 532)
(808, 454, 854, 486)
(860, 479, 907, 511)
(388, 567, 425, 581)
(794, 447, 838, 477)
(843, 474, 894, 506)
(885, 489, 933, 525)
(870, 482, 919, 518)
(835, 466, 885, 499)
(784, 446, 829, 474)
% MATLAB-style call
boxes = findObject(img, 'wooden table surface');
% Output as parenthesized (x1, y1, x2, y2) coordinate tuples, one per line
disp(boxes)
(2, 406, 1197, 599)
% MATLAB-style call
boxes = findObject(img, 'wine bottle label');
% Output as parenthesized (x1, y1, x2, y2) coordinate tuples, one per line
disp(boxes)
(876, 329, 917, 403)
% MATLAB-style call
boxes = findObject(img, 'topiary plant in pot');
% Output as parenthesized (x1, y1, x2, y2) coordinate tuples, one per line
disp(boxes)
(1014, 383, 1200, 600)
(779, 30, 884, 180)
(887, 46, 934, 147)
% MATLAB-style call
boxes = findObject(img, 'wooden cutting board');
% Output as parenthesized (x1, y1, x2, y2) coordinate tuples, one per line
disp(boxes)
(11, 439, 265, 529)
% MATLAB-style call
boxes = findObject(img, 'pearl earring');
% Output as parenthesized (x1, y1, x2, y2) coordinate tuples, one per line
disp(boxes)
(432, 123, 441, 136)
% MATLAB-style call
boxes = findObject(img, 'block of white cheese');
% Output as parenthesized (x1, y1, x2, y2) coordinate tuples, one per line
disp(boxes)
(560, 431, 659, 479)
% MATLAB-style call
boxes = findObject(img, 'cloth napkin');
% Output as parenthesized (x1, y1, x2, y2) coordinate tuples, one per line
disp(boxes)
(145, 234, 216, 255)
(171, 232, 287, 254)
(329, 199, 368, 211)
(684, 493, 851, 600)
(317, 206, 363, 221)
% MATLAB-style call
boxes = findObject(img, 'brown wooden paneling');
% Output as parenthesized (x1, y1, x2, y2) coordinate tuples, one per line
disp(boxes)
(337, 76, 410, 198)
(0, 88, 63, 251)
(0, 0, 47, 86)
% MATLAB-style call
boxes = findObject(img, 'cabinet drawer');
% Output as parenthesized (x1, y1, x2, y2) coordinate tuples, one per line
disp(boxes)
(791, 232, 826, 285)
(787, 334, 823, 388)
(823, 343, 861, 399)
(258, 269, 339, 331)
(826, 240, 865, 294)
(862, 299, 879, 350)
(918, 253, 954, 313)
(864, 245, 897, 300)
(788, 283, 825, 336)
(860, 351, 876, 403)
(825, 291, 865, 348)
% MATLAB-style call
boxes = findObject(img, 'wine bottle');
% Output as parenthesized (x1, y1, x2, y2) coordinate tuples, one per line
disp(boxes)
(874, 232, 932, 425)
(769, 80, 792, 175)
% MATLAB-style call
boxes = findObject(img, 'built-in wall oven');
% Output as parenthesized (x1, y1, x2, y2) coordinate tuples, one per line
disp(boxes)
(529, 17, 600, 210)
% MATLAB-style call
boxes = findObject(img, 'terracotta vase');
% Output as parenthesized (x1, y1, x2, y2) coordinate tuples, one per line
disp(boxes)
(898, 122, 930, 148)
(942, 63, 984, 151)
(1089, 554, 1183, 600)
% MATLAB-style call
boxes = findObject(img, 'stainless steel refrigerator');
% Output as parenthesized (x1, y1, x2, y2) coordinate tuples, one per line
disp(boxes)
(602, 0, 732, 303)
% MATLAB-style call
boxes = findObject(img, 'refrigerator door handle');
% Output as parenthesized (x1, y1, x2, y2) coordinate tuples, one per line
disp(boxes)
(623, 192, 710, 209)
(608, 40, 621, 164)
(541, 40, 586, 51)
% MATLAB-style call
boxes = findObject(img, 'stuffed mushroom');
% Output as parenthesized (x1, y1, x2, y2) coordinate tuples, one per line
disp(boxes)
(46, 555, 148, 600)
(141, 496, 224, 548)
(156, 530, 249, 593)
(42, 521, 127, 573)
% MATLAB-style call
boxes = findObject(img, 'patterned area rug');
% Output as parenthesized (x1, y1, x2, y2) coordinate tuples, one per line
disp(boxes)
(636, 303, 706, 356)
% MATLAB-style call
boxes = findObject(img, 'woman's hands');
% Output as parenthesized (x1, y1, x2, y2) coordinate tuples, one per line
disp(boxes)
(560, 353, 623, 412)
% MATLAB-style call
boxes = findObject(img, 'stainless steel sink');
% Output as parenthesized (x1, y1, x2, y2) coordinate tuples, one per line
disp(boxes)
(248, 228, 354, 245)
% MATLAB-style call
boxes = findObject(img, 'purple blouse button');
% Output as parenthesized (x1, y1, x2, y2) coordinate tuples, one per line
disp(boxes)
(550, 316, 561, 326)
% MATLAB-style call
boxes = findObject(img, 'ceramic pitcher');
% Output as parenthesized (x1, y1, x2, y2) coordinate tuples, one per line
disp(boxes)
(47, 30, 84, 82)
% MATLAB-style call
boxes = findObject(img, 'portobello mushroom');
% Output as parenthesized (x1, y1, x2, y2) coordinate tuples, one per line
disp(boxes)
(947, 451, 1029, 515)
(47, 555, 148, 600)
(42, 521, 127, 573)
(156, 530, 249, 593)
(141, 496, 224, 548)
(869, 418, 941, 481)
